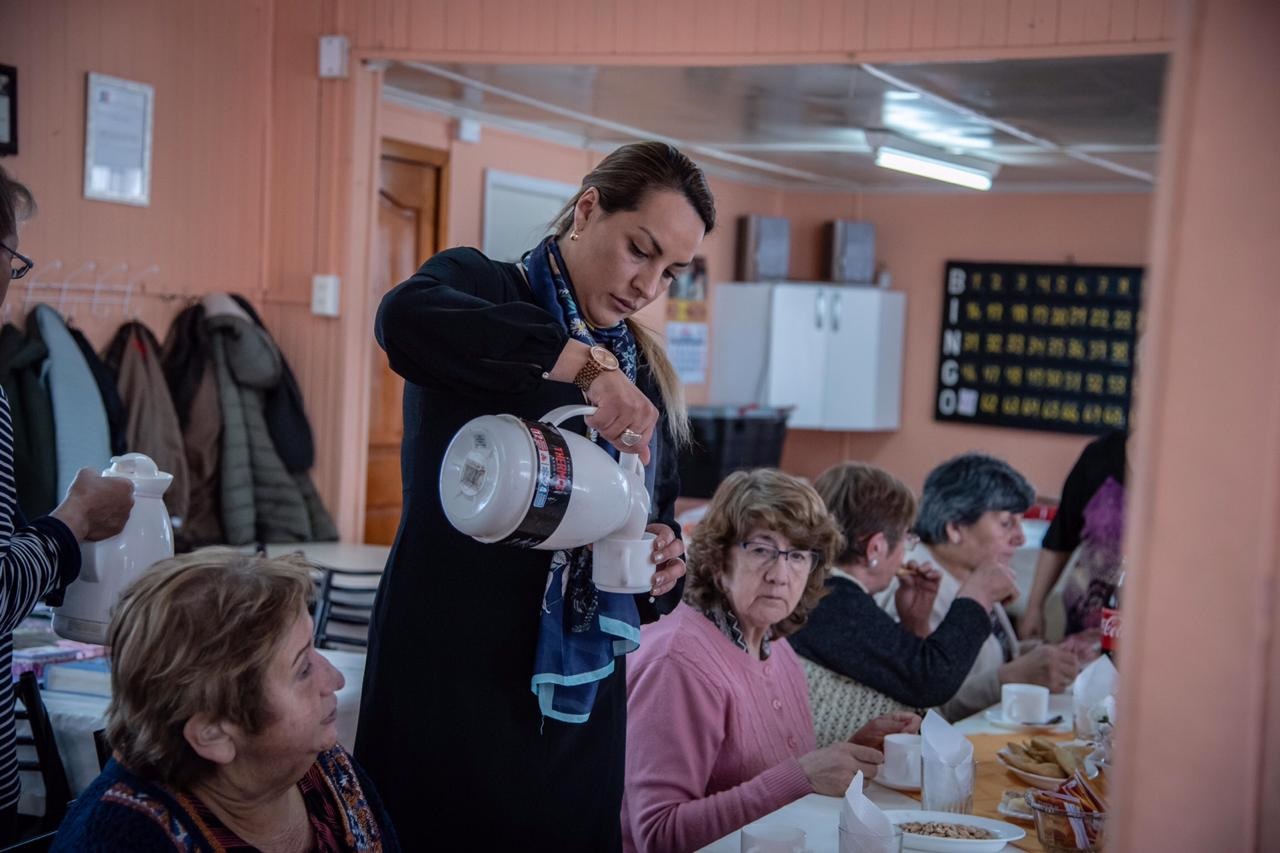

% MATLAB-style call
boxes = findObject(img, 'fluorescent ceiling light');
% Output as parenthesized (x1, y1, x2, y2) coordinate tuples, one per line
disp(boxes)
(874, 146, 995, 190)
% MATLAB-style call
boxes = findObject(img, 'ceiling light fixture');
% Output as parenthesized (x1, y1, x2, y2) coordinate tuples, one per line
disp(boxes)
(874, 146, 995, 190)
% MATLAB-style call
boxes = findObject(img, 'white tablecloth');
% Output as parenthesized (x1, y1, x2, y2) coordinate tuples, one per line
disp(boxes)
(21, 648, 366, 815)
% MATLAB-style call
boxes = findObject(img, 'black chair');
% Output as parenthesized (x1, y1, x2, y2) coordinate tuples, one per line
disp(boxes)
(92, 729, 111, 772)
(13, 671, 71, 832)
(312, 566, 381, 650)
(0, 830, 56, 852)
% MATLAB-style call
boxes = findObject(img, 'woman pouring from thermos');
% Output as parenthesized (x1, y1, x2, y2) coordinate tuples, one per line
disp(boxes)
(355, 141, 715, 851)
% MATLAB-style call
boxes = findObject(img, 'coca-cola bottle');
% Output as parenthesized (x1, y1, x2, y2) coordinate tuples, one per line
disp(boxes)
(1101, 570, 1125, 659)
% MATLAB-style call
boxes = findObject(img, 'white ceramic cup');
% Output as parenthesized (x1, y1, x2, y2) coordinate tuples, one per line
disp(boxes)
(741, 825, 806, 853)
(1002, 683, 1050, 724)
(881, 733, 922, 787)
(592, 532, 657, 593)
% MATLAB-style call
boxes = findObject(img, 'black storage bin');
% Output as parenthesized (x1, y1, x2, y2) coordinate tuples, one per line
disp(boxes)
(678, 405, 792, 498)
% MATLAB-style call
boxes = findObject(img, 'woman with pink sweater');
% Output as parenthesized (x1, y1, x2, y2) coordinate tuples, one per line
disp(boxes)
(622, 469, 921, 852)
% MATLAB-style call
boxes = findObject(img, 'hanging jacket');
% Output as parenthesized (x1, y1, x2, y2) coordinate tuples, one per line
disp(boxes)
(28, 306, 111, 498)
(160, 305, 222, 549)
(68, 326, 128, 457)
(0, 324, 57, 517)
(103, 322, 190, 522)
(203, 295, 335, 545)
(229, 294, 315, 472)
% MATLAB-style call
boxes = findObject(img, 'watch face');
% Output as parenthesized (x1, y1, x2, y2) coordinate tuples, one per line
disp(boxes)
(593, 346, 619, 370)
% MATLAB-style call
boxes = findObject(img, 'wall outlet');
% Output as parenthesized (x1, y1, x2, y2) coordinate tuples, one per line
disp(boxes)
(311, 274, 341, 317)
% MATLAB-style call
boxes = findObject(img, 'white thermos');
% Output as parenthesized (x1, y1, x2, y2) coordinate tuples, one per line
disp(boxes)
(52, 453, 174, 644)
(439, 405, 656, 593)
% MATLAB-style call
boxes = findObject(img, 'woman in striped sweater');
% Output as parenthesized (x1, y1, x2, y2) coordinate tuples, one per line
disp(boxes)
(0, 166, 134, 840)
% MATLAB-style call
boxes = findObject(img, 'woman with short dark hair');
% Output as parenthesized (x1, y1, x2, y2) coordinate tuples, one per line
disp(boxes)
(884, 453, 1083, 720)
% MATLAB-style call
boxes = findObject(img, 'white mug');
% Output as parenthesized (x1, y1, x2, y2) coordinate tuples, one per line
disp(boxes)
(1002, 683, 1050, 724)
(592, 532, 657, 593)
(741, 825, 805, 853)
(881, 733, 922, 787)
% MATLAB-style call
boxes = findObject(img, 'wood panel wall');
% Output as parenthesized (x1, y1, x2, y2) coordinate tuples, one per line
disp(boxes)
(341, 0, 1174, 60)
(4, 0, 1175, 538)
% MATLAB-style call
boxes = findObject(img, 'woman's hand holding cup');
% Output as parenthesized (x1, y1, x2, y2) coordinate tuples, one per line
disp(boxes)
(798, 743, 885, 796)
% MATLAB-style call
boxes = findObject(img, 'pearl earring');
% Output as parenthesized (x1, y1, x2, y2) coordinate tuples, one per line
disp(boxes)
(569, 231, 580, 241)
(870, 558, 879, 569)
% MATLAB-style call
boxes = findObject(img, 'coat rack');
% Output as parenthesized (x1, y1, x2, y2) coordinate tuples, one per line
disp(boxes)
(5, 261, 191, 325)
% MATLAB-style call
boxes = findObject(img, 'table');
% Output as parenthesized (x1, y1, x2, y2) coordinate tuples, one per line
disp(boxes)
(21, 648, 366, 816)
(699, 693, 1080, 852)
(263, 542, 390, 573)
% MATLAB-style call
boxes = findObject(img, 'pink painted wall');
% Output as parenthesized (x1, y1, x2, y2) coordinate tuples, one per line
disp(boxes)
(378, 103, 1152, 497)
(1111, 1, 1280, 849)
(776, 191, 1152, 494)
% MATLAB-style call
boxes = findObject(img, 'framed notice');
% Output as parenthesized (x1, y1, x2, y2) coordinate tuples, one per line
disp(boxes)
(934, 260, 1142, 435)
(0, 65, 15, 156)
(83, 73, 154, 206)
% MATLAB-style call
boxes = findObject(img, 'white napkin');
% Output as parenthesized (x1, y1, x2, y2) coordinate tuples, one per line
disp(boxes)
(838, 771, 897, 853)
(920, 710, 975, 807)
(1071, 656, 1118, 740)
(921, 709, 972, 763)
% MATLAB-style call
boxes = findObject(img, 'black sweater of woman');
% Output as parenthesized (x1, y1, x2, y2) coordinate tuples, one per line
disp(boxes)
(355, 247, 683, 853)
(789, 575, 992, 708)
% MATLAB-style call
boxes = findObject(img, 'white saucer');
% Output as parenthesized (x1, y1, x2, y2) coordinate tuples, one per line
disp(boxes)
(984, 708, 1071, 733)
(873, 774, 921, 793)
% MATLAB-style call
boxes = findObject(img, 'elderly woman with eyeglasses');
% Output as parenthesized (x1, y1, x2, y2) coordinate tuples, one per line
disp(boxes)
(789, 463, 1019, 747)
(883, 453, 1087, 722)
(621, 469, 919, 853)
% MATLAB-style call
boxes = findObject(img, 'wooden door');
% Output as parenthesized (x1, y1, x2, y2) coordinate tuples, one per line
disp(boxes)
(365, 142, 445, 544)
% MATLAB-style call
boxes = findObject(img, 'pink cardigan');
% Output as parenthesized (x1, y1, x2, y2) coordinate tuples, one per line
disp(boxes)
(622, 603, 816, 853)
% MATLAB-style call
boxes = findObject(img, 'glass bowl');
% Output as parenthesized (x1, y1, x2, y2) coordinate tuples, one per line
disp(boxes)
(1024, 792, 1107, 852)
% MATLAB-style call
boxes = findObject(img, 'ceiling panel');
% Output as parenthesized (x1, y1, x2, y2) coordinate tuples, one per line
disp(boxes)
(382, 54, 1166, 193)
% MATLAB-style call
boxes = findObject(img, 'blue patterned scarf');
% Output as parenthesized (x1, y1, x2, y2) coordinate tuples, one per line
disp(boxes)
(522, 235, 644, 723)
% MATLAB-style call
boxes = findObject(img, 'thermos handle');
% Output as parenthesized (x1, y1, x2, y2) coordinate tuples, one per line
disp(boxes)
(540, 405, 646, 475)
(541, 404, 598, 427)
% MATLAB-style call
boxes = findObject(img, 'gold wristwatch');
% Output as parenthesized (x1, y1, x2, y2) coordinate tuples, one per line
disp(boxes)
(573, 345, 619, 395)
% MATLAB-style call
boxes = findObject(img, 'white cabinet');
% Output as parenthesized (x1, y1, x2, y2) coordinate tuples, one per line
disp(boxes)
(708, 283, 905, 431)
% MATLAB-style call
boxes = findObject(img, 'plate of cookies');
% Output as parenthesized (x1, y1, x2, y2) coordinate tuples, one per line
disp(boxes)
(995, 738, 1098, 790)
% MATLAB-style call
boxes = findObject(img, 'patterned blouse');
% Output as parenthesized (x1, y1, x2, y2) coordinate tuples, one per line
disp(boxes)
(51, 746, 399, 852)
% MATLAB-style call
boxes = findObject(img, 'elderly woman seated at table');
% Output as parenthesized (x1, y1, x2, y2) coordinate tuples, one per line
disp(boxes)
(622, 469, 919, 853)
(53, 550, 398, 851)
(882, 453, 1090, 722)
(789, 463, 1019, 746)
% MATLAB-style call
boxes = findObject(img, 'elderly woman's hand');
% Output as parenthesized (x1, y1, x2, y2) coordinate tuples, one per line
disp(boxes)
(799, 743, 885, 795)
(894, 560, 942, 638)
(646, 523, 685, 597)
(850, 712, 922, 751)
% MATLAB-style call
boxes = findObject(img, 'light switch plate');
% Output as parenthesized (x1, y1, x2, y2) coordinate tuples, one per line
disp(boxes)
(318, 35, 349, 79)
(311, 274, 341, 317)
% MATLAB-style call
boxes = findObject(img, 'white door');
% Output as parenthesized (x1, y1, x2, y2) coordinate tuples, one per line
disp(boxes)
(765, 284, 828, 429)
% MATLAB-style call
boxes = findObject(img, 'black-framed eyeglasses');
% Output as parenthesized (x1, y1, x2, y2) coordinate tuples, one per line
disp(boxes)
(1, 244, 33, 281)
(739, 539, 818, 573)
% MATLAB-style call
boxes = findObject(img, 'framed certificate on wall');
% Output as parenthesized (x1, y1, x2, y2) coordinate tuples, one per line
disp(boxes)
(83, 72, 154, 206)
(0, 65, 16, 156)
